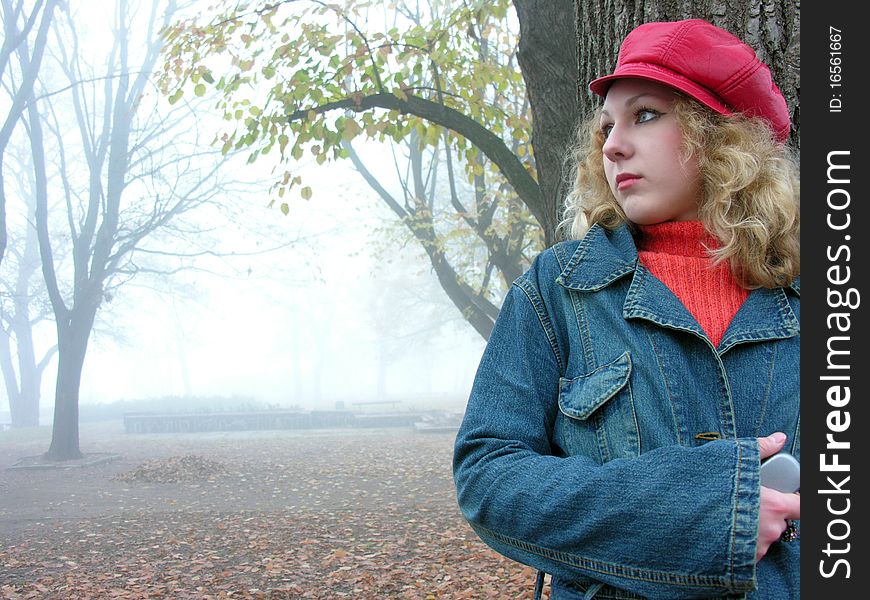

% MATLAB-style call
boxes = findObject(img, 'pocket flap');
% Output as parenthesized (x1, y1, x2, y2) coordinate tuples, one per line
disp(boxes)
(558, 352, 632, 420)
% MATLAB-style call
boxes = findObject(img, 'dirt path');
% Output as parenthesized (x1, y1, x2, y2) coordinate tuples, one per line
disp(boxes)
(0, 422, 542, 599)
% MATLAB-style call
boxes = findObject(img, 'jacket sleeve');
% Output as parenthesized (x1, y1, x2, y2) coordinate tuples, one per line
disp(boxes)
(452, 275, 761, 599)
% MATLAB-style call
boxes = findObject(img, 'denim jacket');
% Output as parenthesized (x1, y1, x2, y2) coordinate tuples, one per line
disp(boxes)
(453, 223, 800, 599)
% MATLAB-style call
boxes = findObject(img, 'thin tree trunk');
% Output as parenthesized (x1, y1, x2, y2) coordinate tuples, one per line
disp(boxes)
(12, 318, 41, 426)
(0, 328, 27, 425)
(5, 217, 45, 427)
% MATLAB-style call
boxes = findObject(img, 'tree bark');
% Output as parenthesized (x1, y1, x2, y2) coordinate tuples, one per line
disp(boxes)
(513, 0, 580, 244)
(45, 316, 90, 461)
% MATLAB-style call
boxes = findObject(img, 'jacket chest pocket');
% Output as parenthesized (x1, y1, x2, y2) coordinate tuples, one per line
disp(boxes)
(555, 352, 641, 463)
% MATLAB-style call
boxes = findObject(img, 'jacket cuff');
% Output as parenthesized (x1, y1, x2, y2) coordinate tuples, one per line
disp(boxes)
(729, 437, 761, 588)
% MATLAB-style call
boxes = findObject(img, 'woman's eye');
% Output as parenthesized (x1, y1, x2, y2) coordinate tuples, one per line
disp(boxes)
(601, 109, 661, 139)
(637, 108, 661, 123)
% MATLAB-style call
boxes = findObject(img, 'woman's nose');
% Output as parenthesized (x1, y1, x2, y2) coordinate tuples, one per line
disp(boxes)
(602, 124, 631, 162)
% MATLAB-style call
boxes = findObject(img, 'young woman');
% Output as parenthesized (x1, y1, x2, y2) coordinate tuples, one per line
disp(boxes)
(453, 19, 800, 600)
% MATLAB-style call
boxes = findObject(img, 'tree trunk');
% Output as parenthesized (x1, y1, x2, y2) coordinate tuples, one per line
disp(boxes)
(10, 319, 41, 427)
(0, 328, 34, 427)
(5, 227, 47, 427)
(45, 351, 83, 461)
(513, 0, 580, 245)
(44, 307, 96, 461)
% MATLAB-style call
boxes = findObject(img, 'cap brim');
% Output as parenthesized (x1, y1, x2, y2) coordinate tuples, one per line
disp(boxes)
(589, 65, 732, 116)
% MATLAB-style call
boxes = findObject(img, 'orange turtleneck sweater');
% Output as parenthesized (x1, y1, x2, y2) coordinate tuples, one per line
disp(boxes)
(635, 221, 749, 348)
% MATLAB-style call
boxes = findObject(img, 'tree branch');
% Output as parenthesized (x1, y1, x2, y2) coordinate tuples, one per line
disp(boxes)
(282, 91, 544, 228)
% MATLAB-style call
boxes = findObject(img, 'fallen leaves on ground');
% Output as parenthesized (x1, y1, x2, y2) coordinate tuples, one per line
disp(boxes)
(112, 455, 228, 484)
(0, 429, 550, 599)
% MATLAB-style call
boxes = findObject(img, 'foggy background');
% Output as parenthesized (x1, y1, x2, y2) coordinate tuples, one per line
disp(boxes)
(32, 151, 486, 415)
(1, 0, 509, 429)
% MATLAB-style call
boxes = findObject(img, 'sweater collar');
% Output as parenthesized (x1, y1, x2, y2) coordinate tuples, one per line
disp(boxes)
(635, 221, 719, 258)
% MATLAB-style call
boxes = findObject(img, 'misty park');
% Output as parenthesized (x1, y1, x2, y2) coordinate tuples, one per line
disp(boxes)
(1, 0, 799, 598)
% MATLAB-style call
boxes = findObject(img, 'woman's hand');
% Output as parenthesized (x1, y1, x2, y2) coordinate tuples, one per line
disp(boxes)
(756, 432, 801, 562)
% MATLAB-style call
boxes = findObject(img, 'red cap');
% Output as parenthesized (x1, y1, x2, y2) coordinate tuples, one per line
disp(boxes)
(589, 19, 791, 142)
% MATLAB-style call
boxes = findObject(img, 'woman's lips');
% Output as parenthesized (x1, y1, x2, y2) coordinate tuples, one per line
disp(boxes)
(616, 174, 641, 191)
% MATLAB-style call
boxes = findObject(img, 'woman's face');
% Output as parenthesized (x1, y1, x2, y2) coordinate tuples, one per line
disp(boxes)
(600, 79, 702, 225)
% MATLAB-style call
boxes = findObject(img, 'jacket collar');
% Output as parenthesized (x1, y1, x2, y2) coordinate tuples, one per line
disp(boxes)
(554, 223, 637, 291)
(555, 222, 800, 351)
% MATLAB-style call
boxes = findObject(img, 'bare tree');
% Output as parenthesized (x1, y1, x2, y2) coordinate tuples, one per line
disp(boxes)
(18, 0, 243, 460)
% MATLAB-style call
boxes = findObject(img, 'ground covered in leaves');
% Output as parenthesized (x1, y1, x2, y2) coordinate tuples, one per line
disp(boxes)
(0, 422, 546, 599)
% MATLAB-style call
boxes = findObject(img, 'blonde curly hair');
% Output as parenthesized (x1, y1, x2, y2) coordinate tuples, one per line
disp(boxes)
(561, 94, 800, 289)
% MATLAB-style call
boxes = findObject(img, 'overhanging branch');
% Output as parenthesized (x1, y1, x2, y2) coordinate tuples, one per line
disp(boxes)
(281, 92, 545, 228)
